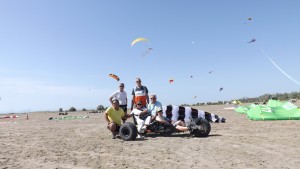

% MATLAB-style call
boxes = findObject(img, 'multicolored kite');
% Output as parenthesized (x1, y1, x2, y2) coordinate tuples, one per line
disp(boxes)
(109, 74, 120, 81)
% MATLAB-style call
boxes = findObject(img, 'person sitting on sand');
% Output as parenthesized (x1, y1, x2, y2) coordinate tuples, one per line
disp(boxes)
(104, 99, 131, 139)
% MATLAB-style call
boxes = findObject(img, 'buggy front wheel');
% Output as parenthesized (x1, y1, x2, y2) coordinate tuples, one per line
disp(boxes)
(119, 122, 138, 141)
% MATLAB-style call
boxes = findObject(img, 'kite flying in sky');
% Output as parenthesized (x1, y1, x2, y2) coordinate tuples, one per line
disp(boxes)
(109, 74, 120, 81)
(219, 87, 223, 92)
(131, 38, 148, 46)
(244, 17, 253, 24)
(169, 79, 174, 84)
(248, 38, 256, 43)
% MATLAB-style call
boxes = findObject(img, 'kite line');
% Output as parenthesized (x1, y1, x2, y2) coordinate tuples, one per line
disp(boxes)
(260, 49, 300, 86)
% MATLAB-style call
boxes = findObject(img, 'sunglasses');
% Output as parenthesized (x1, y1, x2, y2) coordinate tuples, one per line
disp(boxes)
(119, 86, 124, 87)
(137, 104, 142, 106)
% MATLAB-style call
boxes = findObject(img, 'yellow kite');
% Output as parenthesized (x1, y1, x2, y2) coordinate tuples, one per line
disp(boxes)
(131, 38, 148, 46)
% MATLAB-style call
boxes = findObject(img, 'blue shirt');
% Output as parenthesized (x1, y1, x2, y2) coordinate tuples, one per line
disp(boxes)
(147, 101, 162, 116)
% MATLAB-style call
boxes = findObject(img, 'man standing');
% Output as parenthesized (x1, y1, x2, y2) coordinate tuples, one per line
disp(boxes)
(131, 78, 149, 110)
(109, 83, 127, 113)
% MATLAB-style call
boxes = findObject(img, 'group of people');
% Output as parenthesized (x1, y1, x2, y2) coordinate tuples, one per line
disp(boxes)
(104, 78, 195, 139)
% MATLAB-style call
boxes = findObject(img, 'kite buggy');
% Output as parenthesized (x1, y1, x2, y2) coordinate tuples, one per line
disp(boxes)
(116, 105, 226, 141)
(118, 117, 211, 141)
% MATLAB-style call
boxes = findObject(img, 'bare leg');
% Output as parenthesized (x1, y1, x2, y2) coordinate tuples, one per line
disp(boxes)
(107, 123, 117, 135)
(177, 120, 186, 127)
(175, 125, 189, 132)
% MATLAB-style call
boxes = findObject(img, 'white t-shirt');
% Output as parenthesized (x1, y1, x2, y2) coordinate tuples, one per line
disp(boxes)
(110, 90, 127, 105)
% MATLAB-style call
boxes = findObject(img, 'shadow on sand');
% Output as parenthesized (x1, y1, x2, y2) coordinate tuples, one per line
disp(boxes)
(141, 133, 222, 139)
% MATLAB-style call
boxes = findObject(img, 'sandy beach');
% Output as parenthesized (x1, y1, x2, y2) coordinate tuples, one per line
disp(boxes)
(1, 104, 300, 169)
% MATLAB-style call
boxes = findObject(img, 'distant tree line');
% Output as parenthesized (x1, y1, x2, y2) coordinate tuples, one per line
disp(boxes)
(187, 91, 300, 106)
(58, 91, 300, 111)
(236, 91, 300, 103)
(58, 105, 108, 112)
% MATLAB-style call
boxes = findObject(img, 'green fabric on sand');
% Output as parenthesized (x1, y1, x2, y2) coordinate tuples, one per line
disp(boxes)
(235, 100, 300, 120)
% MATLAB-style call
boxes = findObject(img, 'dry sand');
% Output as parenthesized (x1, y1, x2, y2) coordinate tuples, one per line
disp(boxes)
(1, 104, 300, 169)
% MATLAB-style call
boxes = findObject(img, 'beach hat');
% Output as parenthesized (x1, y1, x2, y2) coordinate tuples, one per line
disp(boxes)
(156, 108, 163, 113)
(119, 83, 124, 87)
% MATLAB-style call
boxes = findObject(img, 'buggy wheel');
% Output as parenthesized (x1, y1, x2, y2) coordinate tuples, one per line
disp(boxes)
(119, 122, 138, 141)
(192, 118, 211, 137)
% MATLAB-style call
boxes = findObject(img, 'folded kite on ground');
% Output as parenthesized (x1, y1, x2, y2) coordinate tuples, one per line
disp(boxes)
(0, 115, 18, 119)
(235, 100, 300, 120)
(49, 116, 89, 120)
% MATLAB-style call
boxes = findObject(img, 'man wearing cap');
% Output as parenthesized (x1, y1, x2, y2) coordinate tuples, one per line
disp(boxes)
(109, 83, 128, 115)
(131, 78, 149, 111)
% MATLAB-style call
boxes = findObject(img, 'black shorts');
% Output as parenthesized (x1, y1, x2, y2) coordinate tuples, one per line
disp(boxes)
(120, 105, 127, 113)
(116, 125, 120, 132)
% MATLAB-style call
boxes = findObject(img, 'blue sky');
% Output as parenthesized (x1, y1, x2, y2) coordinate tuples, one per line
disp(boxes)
(1, 1, 300, 113)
